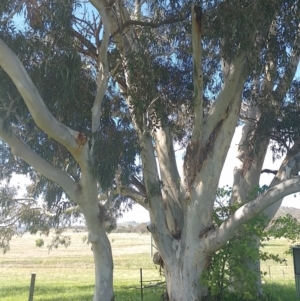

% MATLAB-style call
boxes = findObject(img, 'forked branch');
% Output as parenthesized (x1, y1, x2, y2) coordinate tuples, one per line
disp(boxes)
(0, 38, 79, 151)
(209, 152, 300, 251)
(0, 118, 77, 202)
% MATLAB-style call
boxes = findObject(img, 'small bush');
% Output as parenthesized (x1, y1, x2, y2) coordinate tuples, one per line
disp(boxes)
(35, 238, 44, 247)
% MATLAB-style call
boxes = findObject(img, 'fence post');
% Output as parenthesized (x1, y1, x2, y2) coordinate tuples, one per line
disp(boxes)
(28, 273, 36, 301)
(150, 235, 153, 257)
(140, 268, 143, 301)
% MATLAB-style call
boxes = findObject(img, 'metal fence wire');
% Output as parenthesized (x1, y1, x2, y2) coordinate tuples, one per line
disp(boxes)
(139, 268, 168, 301)
(262, 266, 295, 280)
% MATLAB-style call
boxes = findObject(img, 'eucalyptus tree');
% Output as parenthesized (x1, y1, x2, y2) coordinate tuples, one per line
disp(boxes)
(230, 2, 300, 291)
(87, 0, 300, 300)
(0, 1, 138, 301)
(1, 1, 300, 301)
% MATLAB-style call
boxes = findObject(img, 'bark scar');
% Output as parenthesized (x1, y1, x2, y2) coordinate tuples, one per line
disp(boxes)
(75, 132, 88, 147)
(184, 119, 224, 188)
(194, 5, 202, 32)
(199, 224, 217, 239)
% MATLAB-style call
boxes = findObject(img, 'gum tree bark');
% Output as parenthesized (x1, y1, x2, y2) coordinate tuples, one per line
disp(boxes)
(0, 31, 114, 301)
(231, 25, 300, 292)
(89, 1, 300, 300)
(2, 1, 299, 300)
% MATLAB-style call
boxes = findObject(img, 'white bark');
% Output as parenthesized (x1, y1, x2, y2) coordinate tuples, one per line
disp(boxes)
(154, 127, 183, 235)
(0, 38, 79, 151)
(209, 173, 300, 251)
(119, 186, 148, 209)
(191, 4, 203, 143)
(163, 247, 209, 301)
(91, 1, 111, 132)
(84, 203, 114, 301)
(87, 2, 300, 300)
(0, 118, 77, 202)
(202, 52, 245, 143)
(0, 30, 114, 301)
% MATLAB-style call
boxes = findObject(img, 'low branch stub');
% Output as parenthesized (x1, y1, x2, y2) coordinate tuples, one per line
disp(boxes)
(147, 223, 156, 233)
(88, 232, 99, 243)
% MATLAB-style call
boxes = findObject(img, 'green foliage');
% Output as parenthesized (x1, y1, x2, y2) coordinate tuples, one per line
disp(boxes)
(203, 186, 300, 301)
(47, 229, 71, 251)
(35, 238, 44, 247)
(91, 117, 139, 191)
(267, 214, 300, 254)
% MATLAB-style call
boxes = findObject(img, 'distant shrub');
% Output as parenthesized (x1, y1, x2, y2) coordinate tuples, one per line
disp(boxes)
(136, 223, 148, 234)
(35, 238, 44, 247)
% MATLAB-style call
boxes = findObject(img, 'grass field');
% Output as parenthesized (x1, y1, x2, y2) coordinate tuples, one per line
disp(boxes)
(0, 231, 298, 300)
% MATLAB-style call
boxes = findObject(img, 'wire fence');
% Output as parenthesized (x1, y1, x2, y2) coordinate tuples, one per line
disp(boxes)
(138, 268, 167, 301)
(134, 265, 298, 301)
(262, 266, 295, 281)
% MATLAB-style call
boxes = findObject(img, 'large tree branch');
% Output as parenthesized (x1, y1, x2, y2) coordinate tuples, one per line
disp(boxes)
(71, 28, 98, 59)
(0, 119, 77, 202)
(130, 174, 146, 196)
(154, 127, 181, 204)
(0, 38, 79, 151)
(154, 126, 183, 234)
(209, 153, 300, 252)
(183, 87, 243, 238)
(190, 4, 204, 143)
(119, 186, 148, 210)
(262, 139, 300, 219)
(184, 65, 244, 191)
(91, 2, 111, 132)
(110, 11, 190, 38)
(202, 52, 246, 143)
(91, 0, 177, 247)
(275, 23, 300, 98)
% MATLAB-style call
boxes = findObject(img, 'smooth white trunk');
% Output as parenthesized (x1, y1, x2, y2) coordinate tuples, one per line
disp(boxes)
(245, 235, 262, 294)
(91, 230, 114, 301)
(158, 199, 211, 301)
(82, 194, 114, 301)
(164, 248, 209, 301)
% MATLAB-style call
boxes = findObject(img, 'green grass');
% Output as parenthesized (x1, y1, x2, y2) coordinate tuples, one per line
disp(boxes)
(0, 231, 164, 301)
(0, 283, 163, 301)
(264, 282, 298, 301)
(260, 238, 295, 280)
(0, 231, 298, 300)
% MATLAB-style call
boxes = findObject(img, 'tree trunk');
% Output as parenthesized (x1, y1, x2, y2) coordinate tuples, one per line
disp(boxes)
(90, 226, 114, 301)
(245, 235, 262, 294)
(158, 199, 211, 301)
(163, 247, 209, 301)
(81, 192, 114, 301)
